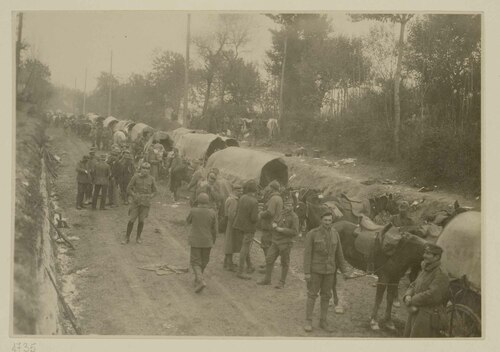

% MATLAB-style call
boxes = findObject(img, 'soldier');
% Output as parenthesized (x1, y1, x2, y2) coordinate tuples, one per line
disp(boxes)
(95, 123, 103, 150)
(303, 211, 352, 333)
(223, 182, 243, 271)
(117, 151, 135, 205)
(403, 243, 450, 337)
(121, 162, 157, 245)
(257, 198, 299, 289)
(84, 147, 98, 205)
(106, 149, 120, 207)
(91, 154, 111, 210)
(169, 148, 184, 202)
(187, 160, 205, 206)
(75, 155, 91, 210)
(146, 142, 160, 181)
(258, 180, 283, 270)
(186, 192, 218, 293)
(232, 180, 259, 280)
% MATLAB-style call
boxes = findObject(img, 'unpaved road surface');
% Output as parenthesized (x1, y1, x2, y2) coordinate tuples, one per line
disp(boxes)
(49, 127, 410, 337)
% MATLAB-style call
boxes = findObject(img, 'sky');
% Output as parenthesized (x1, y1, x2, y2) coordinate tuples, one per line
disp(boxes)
(20, 11, 375, 92)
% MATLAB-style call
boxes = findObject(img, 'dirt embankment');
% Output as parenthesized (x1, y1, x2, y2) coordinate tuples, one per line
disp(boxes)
(14, 104, 65, 334)
(252, 142, 480, 221)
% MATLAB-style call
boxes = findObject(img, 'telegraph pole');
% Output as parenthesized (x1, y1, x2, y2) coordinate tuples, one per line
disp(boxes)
(73, 78, 77, 115)
(107, 50, 113, 117)
(182, 14, 191, 126)
(82, 67, 87, 115)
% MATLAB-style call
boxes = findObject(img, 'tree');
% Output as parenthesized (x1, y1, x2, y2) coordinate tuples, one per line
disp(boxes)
(351, 14, 414, 160)
(266, 14, 369, 138)
(18, 58, 53, 105)
(149, 50, 186, 119)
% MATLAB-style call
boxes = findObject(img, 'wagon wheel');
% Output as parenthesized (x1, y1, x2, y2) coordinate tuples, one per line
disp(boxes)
(446, 303, 481, 337)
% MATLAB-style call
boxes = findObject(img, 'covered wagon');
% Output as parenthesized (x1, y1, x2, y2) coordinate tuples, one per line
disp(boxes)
(436, 211, 481, 337)
(103, 116, 119, 129)
(170, 127, 196, 146)
(144, 131, 174, 153)
(113, 120, 136, 134)
(130, 123, 155, 142)
(206, 147, 288, 188)
(176, 133, 228, 163)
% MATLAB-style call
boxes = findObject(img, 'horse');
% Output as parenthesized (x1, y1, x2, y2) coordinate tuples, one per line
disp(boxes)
(332, 220, 427, 331)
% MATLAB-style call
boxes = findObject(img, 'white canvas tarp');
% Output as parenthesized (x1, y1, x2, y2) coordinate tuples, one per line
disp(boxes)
(206, 147, 288, 187)
(170, 127, 196, 146)
(113, 120, 135, 133)
(130, 123, 155, 141)
(176, 133, 226, 162)
(103, 116, 119, 128)
(437, 211, 481, 291)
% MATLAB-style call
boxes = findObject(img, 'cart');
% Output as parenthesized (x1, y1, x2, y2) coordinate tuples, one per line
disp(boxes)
(436, 211, 481, 337)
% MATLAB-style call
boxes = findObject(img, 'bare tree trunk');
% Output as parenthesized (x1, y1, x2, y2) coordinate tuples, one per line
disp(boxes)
(108, 51, 113, 117)
(393, 17, 408, 161)
(182, 14, 191, 127)
(278, 34, 288, 132)
(202, 75, 213, 116)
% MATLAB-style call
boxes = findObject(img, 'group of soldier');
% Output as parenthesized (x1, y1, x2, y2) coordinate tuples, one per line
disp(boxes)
(71, 121, 449, 337)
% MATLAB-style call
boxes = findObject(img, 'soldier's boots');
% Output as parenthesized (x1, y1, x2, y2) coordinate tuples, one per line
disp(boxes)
(319, 320, 333, 333)
(303, 320, 313, 333)
(257, 263, 273, 285)
(275, 266, 289, 289)
(304, 298, 316, 332)
(319, 300, 333, 332)
(193, 266, 206, 293)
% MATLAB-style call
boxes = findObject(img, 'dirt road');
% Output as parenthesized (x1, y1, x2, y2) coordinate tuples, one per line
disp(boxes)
(49, 127, 409, 337)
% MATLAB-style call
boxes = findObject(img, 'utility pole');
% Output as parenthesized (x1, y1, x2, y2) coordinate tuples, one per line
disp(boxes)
(182, 14, 191, 127)
(107, 50, 113, 117)
(73, 78, 77, 115)
(82, 67, 87, 115)
(16, 12, 24, 95)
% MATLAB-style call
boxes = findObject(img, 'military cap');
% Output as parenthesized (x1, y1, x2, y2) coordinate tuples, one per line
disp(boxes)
(269, 180, 280, 191)
(232, 182, 243, 190)
(321, 210, 334, 219)
(141, 162, 151, 169)
(197, 192, 209, 204)
(424, 243, 443, 256)
(243, 179, 258, 193)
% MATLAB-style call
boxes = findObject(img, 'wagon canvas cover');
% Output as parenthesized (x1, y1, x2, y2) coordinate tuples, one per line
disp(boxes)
(130, 122, 154, 141)
(437, 211, 481, 291)
(113, 120, 135, 133)
(206, 147, 288, 187)
(103, 116, 119, 128)
(177, 133, 226, 162)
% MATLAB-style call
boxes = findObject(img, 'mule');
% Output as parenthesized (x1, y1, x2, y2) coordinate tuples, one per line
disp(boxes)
(332, 220, 427, 331)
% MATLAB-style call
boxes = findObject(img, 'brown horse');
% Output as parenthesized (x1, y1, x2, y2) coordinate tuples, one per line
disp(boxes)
(333, 220, 427, 331)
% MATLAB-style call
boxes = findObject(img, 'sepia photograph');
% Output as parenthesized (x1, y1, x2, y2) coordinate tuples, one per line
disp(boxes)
(6, 2, 496, 349)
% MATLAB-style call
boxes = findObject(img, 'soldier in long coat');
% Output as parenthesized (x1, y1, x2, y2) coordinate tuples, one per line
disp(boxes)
(75, 155, 91, 209)
(403, 243, 450, 338)
(223, 183, 243, 271)
(186, 193, 218, 293)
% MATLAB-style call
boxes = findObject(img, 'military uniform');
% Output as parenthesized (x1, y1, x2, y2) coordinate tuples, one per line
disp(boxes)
(233, 192, 259, 278)
(303, 225, 349, 330)
(259, 207, 299, 288)
(403, 259, 450, 337)
(91, 158, 110, 210)
(117, 155, 135, 204)
(186, 196, 218, 293)
(260, 190, 283, 257)
(127, 173, 157, 222)
(75, 157, 91, 209)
